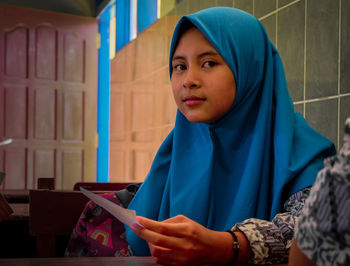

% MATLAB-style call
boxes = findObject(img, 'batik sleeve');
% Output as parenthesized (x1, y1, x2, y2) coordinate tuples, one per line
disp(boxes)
(295, 120, 350, 266)
(232, 187, 311, 265)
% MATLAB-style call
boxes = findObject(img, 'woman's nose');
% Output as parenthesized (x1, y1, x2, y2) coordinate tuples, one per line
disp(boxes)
(183, 67, 200, 89)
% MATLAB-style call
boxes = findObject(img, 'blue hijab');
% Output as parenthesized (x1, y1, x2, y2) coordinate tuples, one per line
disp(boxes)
(125, 7, 335, 255)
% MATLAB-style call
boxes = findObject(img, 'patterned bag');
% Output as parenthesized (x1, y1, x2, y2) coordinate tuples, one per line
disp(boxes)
(65, 191, 133, 257)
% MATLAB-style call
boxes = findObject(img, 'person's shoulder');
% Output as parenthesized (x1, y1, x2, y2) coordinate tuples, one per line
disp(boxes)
(294, 117, 350, 265)
(303, 116, 350, 229)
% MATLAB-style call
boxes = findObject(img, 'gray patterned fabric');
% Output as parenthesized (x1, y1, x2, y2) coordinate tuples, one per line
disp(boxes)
(295, 118, 350, 265)
(233, 188, 311, 264)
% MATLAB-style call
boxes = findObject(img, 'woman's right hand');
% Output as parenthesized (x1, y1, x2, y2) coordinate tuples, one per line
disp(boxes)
(131, 215, 251, 265)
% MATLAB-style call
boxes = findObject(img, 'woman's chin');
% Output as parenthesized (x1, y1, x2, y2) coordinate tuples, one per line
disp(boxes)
(185, 116, 216, 124)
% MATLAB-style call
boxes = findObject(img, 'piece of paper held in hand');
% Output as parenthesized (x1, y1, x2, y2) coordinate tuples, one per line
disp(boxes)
(0, 138, 12, 146)
(80, 187, 144, 229)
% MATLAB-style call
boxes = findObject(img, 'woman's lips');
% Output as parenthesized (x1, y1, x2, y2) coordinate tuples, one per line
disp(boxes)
(183, 96, 205, 107)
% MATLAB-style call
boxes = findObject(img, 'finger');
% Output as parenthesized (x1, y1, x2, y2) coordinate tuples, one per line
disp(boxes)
(161, 214, 189, 223)
(133, 225, 189, 251)
(148, 243, 191, 265)
(137, 216, 196, 238)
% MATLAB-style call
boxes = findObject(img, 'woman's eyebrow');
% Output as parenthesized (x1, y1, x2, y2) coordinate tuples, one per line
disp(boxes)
(198, 51, 220, 58)
(172, 55, 186, 61)
(172, 51, 220, 62)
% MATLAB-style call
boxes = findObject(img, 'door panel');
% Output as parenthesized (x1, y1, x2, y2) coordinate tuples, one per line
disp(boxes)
(62, 90, 84, 141)
(35, 26, 57, 80)
(4, 26, 29, 78)
(4, 148, 27, 189)
(34, 88, 56, 140)
(0, 4, 98, 190)
(63, 33, 85, 83)
(34, 149, 55, 188)
(4, 86, 28, 139)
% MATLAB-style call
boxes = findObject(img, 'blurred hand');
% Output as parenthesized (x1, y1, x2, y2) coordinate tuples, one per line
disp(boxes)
(288, 238, 315, 266)
(130, 215, 234, 265)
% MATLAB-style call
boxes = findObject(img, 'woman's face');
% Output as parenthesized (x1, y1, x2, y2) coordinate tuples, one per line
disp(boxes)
(171, 27, 236, 123)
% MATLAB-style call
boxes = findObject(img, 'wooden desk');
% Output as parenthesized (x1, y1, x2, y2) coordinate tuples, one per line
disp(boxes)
(2, 190, 29, 203)
(8, 203, 29, 220)
(0, 257, 157, 266)
(0, 204, 35, 258)
(0, 257, 288, 266)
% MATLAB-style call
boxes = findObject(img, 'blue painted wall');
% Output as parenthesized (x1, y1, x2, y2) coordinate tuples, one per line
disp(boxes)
(137, 0, 158, 33)
(96, 4, 112, 182)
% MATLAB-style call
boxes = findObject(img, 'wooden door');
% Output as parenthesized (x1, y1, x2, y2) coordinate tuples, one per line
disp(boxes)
(109, 16, 179, 183)
(0, 4, 98, 190)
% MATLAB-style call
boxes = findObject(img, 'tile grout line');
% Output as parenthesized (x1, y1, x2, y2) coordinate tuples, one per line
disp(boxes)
(258, 0, 300, 20)
(276, 0, 278, 49)
(293, 92, 350, 105)
(337, 0, 342, 149)
(303, 0, 307, 116)
(253, 0, 255, 17)
(278, 0, 301, 11)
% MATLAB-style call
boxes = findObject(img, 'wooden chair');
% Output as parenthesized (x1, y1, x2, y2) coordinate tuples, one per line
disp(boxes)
(73, 182, 132, 192)
(29, 190, 89, 257)
(37, 177, 55, 190)
(0, 192, 13, 221)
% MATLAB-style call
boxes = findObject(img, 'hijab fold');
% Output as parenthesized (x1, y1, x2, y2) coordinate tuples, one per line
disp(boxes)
(125, 7, 335, 256)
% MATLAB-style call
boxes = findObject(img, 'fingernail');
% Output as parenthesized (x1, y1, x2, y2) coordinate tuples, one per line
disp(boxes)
(131, 223, 144, 231)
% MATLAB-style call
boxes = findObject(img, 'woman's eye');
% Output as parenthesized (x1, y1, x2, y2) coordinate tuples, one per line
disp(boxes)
(203, 61, 217, 68)
(174, 64, 186, 71)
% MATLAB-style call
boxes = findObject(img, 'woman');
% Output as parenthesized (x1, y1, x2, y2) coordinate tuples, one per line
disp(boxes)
(66, 7, 335, 264)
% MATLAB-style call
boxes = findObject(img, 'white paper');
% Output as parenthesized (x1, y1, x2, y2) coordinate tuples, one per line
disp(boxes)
(80, 187, 143, 229)
(0, 139, 12, 146)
